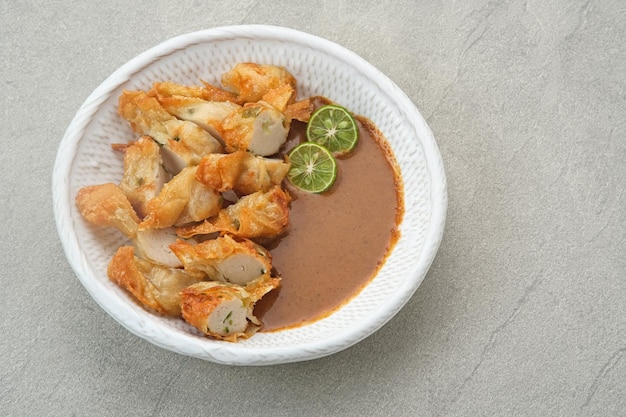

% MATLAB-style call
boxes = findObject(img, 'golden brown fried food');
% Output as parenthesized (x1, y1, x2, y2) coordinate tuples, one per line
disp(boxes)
(157, 95, 240, 140)
(195, 150, 290, 195)
(140, 166, 222, 230)
(119, 90, 222, 171)
(75, 183, 140, 239)
(219, 101, 289, 156)
(134, 227, 187, 268)
(221, 63, 297, 103)
(150, 80, 242, 104)
(118, 136, 169, 218)
(161, 119, 223, 171)
(107, 246, 204, 316)
(170, 234, 272, 285)
(285, 98, 314, 123)
(118, 90, 175, 145)
(260, 83, 296, 112)
(180, 274, 280, 342)
(177, 185, 291, 240)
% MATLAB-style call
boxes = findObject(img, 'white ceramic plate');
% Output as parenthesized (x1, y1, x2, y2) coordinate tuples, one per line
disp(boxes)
(52, 25, 446, 365)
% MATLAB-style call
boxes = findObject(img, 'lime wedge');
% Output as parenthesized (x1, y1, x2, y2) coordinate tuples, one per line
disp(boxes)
(306, 104, 359, 156)
(287, 142, 338, 193)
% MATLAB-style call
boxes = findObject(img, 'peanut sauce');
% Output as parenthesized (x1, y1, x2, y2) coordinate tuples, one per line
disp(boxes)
(255, 115, 404, 331)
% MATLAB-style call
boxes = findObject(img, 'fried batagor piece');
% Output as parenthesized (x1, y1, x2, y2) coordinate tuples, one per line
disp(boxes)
(118, 136, 169, 218)
(150, 80, 242, 105)
(180, 274, 280, 342)
(161, 118, 223, 172)
(119, 91, 222, 169)
(170, 234, 273, 286)
(108, 246, 204, 316)
(285, 98, 314, 123)
(200, 80, 244, 104)
(221, 63, 297, 103)
(177, 185, 290, 240)
(119, 90, 224, 166)
(156, 94, 240, 140)
(285, 96, 336, 123)
(134, 227, 188, 268)
(219, 101, 290, 156)
(259, 83, 296, 113)
(76, 183, 140, 239)
(140, 166, 222, 230)
(195, 150, 290, 195)
(119, 90, 175, 145)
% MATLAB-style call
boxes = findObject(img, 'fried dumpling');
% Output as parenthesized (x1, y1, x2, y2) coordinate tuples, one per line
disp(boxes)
(259, 83, 296, 113)
(118, 135, 169, 218)
(221, 63, 297, 103)
(285, 97, 315, 123)
(150, 80, 242, 105)
(134, 227, 187, 268)
(156, 95, 240, 140)
(161, 118, 223, 173)
(219, 101, 290, 156)
(195, 150, 290, 195)
(118, 90, 175, 145)
(170, 234, 273, 285)
(75, 183, 140, 239)
(118, 91, 222, 172)
(180, 274, 280, 342)
(140, 166, 222, 230)
(177, 185, 290, 240)
(107, 246, 204, 316)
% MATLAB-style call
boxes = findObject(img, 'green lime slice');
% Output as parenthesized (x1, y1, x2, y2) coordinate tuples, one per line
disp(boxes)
(306, 104, 359, 156)
(287, 142, 338, 193)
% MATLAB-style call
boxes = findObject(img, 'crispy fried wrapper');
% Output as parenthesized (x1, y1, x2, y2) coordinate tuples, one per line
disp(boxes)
(75, 183, 140, 239)
(170, 234, 273, 285)
(139, 166, 222, 230)
(176, 185, 290, 240)
(180, 274, 280, 342)
(195, 150, 290, 195)
(221, 63, 297, 103)
(107, 246, 204, 316)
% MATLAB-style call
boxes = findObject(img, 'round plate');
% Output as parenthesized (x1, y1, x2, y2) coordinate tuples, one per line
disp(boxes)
(52, 25, 447, 365)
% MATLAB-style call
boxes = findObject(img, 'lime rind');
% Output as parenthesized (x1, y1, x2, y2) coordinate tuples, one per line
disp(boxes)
(287, 142, 338, 193)
(306, 105, 359, 155)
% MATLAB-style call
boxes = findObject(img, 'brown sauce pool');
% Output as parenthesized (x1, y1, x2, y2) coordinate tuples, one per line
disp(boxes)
(255, 115, 404, 331)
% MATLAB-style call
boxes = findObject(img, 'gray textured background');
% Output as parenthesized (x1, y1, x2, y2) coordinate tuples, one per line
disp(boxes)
(2, 1, 625, 416)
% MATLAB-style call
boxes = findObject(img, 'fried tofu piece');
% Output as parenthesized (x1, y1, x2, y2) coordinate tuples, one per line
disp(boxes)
(75, 183, 140, 239)
(219, 101, 289, 156)
(170, 234, 272, 285)
(107, 246, 204, 316)
(140, 166, 222, 230)
(180, 274, 280, 342)
(177, 185, 290, 240)
(118, 136, 169, 218)
(221, 63, 297, 103)
(195, 150, 290, 195)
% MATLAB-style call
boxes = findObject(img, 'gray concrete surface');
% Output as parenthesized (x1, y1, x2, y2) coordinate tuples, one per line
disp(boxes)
(2, 1, 625, 416)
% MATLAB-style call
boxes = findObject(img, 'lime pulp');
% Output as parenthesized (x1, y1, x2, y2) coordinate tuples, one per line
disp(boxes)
(287, 142, 338, 193)
(306, 104, 359, 156)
